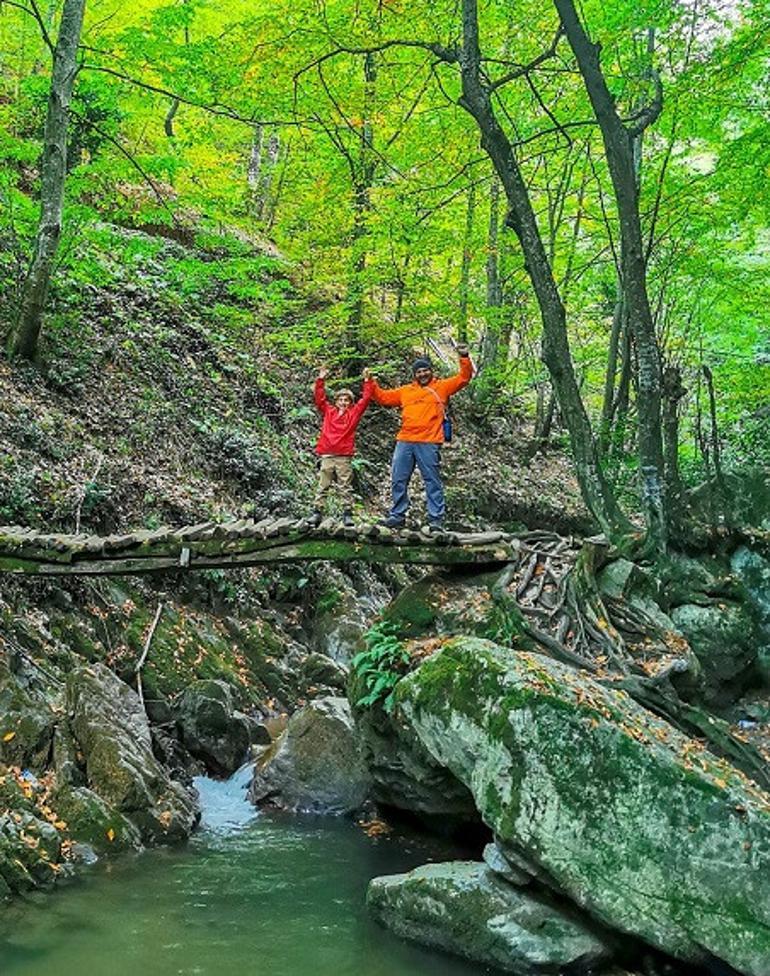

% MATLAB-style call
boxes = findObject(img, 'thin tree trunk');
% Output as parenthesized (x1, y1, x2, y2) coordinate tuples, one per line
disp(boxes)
(703, 364, 728, 521)
(345, 51, 377, 363)
(600, 286, 624, 452)
(478, 178, 503, 382)
(9, 0, 86, 361)
(164, 98, 180, 138)
(257, 131, 280, 219)
(457, 0, 629, 539)
(662, 365, 685, 513)
(555, 0, 667, 551)
(247, 123, 263, 191)
(458, 181, 476, 343)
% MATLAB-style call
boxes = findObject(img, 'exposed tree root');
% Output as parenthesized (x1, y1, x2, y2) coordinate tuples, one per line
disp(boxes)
(501, 530, 770, 791)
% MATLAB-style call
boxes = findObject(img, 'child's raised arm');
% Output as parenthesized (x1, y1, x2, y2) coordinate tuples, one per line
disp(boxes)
(314, 365, 330, 412)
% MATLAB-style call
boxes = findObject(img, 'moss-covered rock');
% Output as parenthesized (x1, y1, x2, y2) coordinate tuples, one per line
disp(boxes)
(51, 785, 142, 853)
(348, 661, 476, 819)
(671, 602, 759, 704)
(394, 638, 770, 975)
(0, 651, 61, 770)
(732, 545, 770, 682)
(367, 861, 612, 974)
(250, 696, 372, 815)
(383, 569, 532, 647)
(67, 663, 199, 844)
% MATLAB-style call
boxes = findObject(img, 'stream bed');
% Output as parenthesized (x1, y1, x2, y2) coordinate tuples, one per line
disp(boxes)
(0, 769, 490, 975)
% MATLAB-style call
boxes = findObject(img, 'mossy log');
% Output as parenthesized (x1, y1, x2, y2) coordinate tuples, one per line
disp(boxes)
(0, 520, 519, 576)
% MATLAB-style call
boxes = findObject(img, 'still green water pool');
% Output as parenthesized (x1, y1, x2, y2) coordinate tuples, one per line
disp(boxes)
(0, 772, 490, 976)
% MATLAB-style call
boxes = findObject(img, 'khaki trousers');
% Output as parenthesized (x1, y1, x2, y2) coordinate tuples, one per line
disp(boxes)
(314, 454, 354, 510)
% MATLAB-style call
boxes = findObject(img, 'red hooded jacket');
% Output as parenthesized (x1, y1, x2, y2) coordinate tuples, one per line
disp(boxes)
(314, 378, 373, 456)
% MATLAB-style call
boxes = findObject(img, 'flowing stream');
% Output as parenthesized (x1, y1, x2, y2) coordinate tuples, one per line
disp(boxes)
(0, 767, 490, 975)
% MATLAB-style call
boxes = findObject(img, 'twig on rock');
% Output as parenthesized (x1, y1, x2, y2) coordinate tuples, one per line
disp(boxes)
(135, 601, 163, 711)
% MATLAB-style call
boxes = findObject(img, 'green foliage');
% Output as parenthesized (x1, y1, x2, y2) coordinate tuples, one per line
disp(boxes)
(351, 620, 411, 712)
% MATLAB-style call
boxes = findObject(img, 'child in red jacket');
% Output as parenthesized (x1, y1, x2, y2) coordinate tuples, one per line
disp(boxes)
(309, 366, 373, 527)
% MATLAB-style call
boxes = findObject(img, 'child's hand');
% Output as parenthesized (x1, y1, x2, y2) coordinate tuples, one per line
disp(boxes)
(318, 365, 329, 379)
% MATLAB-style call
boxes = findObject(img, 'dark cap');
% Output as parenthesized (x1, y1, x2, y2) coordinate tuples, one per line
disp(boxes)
(412, 357, 433, 375)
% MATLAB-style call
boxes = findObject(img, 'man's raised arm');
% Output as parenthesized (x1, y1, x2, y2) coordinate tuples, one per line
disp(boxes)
(440, 343, 474, 397)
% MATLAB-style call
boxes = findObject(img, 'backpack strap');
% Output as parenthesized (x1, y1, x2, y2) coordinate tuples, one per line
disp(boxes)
(425, 385, 446, 417)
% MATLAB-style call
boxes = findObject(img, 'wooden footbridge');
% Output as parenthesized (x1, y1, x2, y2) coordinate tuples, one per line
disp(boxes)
(0, 517, 519, 576)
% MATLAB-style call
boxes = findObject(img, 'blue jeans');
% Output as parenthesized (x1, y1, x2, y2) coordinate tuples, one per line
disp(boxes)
(389, 441, 444, 521)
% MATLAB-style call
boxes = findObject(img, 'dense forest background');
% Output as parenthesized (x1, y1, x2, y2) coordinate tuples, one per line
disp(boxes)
(1, 0, 768, 544)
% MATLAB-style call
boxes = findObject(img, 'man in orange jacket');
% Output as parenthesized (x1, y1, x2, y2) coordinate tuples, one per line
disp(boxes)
(369, 344, 473, 531)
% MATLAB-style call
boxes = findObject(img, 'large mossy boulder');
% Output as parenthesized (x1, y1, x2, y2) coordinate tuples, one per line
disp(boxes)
(393, 638, 770, 976)
(368, 861, 612, 975)
(249, 696, 372, 814)
(67, 663, 199, 844)
(176, 679, 259, 776)
(51, 785, 142, 853)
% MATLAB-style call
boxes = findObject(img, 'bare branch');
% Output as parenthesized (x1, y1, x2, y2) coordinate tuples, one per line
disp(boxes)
(71, 109, 180, 225)
(0, 0, 54, 52)
(82, 63, 309, 128)
(489, 27, 564, 91)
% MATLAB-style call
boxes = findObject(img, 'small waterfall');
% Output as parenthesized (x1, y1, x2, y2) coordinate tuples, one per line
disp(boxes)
(193, 761, 257, 833)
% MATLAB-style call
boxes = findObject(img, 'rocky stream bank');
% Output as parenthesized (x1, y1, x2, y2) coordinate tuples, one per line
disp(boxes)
(1, 535, 769, 976)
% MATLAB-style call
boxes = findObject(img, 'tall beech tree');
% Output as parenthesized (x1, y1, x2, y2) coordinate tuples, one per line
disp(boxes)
(555, 0, 667, 551)
(8, 0, 86, 361)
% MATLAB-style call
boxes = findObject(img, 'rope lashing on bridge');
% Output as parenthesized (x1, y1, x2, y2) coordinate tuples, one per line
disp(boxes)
(0, 517, 522, 576)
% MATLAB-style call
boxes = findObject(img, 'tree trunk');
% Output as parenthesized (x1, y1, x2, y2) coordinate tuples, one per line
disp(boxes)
(344, 51, 377, 366)
(662, 365, 686, 514)
(9, 0, 86, 361)
(458, 181, 476, 343)
(247, 123, 263, 191)
(479, 178, 502, 371)
(555, 0, 667, 551)
(457, 0, 629, 540)
(164, 98, 180, 138)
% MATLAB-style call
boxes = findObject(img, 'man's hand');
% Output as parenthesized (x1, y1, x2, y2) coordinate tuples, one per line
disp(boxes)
(456, 342, 470, 358)
(318, 365, 329, 379)
(362, 367, 373, 380)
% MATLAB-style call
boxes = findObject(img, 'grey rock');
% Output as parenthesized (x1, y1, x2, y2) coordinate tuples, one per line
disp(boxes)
(250, 696, 372, 814)
(176, 679, 253, 776)
(300, 652, 348, 692)
(368, 861, 612, 974)
(482, 841, 531, 887)
(671, 601, 759, 704)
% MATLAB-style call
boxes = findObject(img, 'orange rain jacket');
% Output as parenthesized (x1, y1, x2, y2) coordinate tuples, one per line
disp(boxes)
(371, 356, 473, 443)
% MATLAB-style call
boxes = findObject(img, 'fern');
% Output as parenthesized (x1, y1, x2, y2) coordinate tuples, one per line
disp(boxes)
(352, 620, 410, 712)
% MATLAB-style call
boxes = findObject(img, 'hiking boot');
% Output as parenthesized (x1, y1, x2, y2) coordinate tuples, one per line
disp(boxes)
(379, 515, 406, 530)
(342, 510, 355, 528)
(427, 519, 446, 533)
(307, 510, 323, 527)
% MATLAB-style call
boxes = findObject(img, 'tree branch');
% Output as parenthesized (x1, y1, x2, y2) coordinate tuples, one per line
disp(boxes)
(82, 64, 308, 128)
(0, 0, 54, 52)
(626, 67, 664, 136)
(489, 27, 564, 90)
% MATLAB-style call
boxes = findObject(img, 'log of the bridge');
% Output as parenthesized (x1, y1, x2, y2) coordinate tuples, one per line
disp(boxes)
(0, 520, 517, 576)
